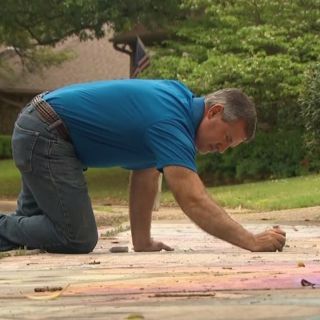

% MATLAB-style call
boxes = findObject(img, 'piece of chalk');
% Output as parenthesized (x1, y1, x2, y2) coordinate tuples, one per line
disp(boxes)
(109, 246, 129, 253)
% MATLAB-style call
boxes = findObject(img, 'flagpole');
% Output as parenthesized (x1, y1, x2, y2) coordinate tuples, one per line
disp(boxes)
(129, 36, 162, 211)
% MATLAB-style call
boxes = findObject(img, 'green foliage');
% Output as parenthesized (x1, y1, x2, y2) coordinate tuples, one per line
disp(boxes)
(0, 135, 12, 159)
(300, 64, 320, 171)
(142, 0, 320, 130)
(197, 130, 306, 185)
(2, 0, 319, 182)
(22, 48, 76, 73)
(140, 0, 320, 180)
(0, 0, 181, 72)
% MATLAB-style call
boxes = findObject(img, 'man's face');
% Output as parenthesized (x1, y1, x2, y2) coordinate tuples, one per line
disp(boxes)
(195, 104, 247, 154)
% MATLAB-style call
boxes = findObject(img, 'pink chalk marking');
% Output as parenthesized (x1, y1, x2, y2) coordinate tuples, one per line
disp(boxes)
(64, 263, 320, 298)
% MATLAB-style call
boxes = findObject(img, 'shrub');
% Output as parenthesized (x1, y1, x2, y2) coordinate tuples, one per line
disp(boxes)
(197, 130, 305, 186)
(0, 135, 12, 159)
(300, 64, 320, 171)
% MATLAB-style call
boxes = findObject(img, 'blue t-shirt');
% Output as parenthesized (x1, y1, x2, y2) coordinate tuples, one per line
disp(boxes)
(44, 79, 204, 172)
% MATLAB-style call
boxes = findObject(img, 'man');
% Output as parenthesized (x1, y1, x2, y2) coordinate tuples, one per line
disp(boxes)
(0, 79, 286, 253)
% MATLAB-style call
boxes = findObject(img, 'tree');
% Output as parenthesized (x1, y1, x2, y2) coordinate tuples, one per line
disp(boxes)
(0, 0, 182, 72)
(142, 0, 320, 130)
(139, 0, 320, 181)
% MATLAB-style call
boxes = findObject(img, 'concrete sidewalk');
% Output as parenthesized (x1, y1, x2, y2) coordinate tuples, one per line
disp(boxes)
(0, 209, 320, 320)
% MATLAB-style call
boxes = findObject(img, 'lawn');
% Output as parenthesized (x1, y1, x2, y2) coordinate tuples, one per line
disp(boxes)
(209, 176, 320, 211)
(0, 160, 130, 203)
(1, 159, 320, 211)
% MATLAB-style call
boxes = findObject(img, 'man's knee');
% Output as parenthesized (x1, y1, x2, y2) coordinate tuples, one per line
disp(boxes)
(51, 229, 98, 254)
(79, 232, 98, 253)
(72, 229, 98, 253)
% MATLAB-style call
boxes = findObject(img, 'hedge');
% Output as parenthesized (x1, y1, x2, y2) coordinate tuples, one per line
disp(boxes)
(0, 135, 12, 159)
(300, 64, 320, 171)
(197, 130, 306, 186)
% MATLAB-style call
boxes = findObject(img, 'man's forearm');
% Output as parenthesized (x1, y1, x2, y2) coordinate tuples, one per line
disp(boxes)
(164, 166, 285, 252)
(164, 166, 255, 250)
(182, 192, 255, 250)
(129, 168, 160, 250)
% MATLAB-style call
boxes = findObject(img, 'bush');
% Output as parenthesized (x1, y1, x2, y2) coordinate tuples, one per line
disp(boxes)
(300, 64, 320, 171)
(197, 130, 306, 186)
(0, 135, 12, 159)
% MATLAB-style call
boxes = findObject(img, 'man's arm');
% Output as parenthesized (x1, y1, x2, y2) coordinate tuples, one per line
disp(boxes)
(163, 166, 286, 252)
(129, 168, 173, 252)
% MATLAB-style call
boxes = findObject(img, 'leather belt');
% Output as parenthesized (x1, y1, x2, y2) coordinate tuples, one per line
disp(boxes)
(31, 93, 70, 141)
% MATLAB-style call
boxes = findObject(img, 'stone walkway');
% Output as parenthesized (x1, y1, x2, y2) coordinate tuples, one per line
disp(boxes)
(0, 208, 320, 319)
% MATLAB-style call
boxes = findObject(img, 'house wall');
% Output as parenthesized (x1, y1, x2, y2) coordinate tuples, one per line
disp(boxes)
(0, 33, 130, 135)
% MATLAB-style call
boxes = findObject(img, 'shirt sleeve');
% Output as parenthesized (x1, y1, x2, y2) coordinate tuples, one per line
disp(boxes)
(144, 120, 197, 172)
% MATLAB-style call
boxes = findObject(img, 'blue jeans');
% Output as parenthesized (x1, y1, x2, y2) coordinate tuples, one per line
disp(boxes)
(0, 105, 98, 253)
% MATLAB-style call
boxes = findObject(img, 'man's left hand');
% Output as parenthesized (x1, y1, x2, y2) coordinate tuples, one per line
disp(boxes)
(133, 238, 174, 252)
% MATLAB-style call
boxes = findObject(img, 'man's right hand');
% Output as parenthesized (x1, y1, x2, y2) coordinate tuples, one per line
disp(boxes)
(250, 227, 286, 252)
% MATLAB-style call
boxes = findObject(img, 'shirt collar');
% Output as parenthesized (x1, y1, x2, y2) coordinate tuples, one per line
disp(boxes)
(192, 97, 205, 129)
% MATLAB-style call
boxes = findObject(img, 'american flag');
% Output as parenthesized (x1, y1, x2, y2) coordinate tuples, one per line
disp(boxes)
(131, 36, 150, 78)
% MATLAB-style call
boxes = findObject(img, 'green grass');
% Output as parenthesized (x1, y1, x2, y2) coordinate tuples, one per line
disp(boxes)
(0, 160, 21, 198)
(0, 160, 131, 200)
(0, 160, 130, 202)
(2, 159, 320, 211)
(0, 247, 36, 259)
(103, 224, 131, 237)
(209, 175, 320, 211)
(85, 167, 130, 203)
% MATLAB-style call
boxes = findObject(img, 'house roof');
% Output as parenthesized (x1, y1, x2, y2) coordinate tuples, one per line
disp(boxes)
(0, 31, 130, 94)
(111, 24, 169, 47)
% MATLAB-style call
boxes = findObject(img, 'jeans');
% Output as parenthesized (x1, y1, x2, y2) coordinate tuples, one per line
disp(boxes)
(0, 105, 98, 253)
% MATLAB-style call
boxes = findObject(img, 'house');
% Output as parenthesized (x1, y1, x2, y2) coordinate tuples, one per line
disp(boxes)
(0, 26, 167, 208)
(0, 32, 130, 134)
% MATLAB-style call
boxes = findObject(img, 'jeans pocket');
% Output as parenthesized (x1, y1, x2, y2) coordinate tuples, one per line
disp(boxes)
(12, 123, 40, 173)
(49, 139, 87, 189)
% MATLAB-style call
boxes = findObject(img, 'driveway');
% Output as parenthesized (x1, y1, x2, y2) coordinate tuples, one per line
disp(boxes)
(0, 205, 319, 319)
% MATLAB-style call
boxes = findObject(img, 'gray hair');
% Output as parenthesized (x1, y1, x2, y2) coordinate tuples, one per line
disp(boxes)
(205, 88, 257, 142)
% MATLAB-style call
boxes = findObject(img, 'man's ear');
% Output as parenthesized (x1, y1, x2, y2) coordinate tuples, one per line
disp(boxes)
(207, 104, 224, 119)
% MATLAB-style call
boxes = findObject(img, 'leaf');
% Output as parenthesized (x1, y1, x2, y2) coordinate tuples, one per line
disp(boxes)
(126, 314, 144, 320)
(24, 284, 70, 300)
(301, 279, 316, 288)
(34, 286, 63, 292)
